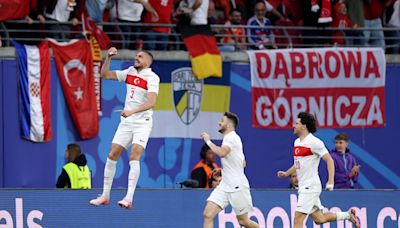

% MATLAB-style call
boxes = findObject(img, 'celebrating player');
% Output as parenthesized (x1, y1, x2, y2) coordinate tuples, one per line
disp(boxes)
(277, 112, 360, 228)
(201, 112, 259, 228)
(90, 47, 160, 209)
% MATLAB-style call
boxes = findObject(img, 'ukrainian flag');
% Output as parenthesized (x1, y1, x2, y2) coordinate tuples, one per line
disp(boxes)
(150, 61, 231, 139)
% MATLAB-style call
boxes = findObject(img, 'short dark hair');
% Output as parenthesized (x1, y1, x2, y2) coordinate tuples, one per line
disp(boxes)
(254, 0, 266, 8)
(230, 8, 242, 15)
(67, 143, 81, 155)
(298, 112, 317, 133)
(141, 50, 154, 65)
(224, 112, 239, 128)
(200, 143, 210, 159)
(335, 133, 349, 142)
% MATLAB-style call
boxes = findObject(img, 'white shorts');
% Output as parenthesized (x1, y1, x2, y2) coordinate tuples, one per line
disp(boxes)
(112, 119, 152, 149)
(296, 192, 324, 214)
(207, 187, 253, 216)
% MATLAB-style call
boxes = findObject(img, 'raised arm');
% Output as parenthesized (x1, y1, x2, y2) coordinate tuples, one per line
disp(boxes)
(101, 47, 118, 80)
(200, 133, 231, 158)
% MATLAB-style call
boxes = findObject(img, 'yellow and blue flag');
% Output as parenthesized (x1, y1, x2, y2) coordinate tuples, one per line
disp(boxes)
(150, 61, 231, 139)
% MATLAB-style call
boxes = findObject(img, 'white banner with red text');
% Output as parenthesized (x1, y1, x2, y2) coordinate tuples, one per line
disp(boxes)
(247, 48, 386, 129)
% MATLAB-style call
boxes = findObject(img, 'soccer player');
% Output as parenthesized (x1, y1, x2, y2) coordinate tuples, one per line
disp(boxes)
(277, 112, 360, 228)
(200, 112, 259, 228)
(89, 47, 160, 209)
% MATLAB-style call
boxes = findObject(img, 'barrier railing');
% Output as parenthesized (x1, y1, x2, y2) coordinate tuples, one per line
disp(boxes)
(1, 20, 399, 51)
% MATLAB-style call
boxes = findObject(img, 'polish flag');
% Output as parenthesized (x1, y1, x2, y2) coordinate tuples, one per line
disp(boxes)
(13, 41, 52, 142)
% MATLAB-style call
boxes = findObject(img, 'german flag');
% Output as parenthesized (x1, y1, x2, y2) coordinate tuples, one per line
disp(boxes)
(180, 24, 222, 80)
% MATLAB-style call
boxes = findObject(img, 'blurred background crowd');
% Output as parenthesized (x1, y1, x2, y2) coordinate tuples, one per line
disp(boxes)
(0, 0, 399, 53)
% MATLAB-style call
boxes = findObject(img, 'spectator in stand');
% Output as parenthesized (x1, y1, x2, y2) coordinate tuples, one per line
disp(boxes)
(191, 144, 220, 188)
(247, 1, 278, 50)
(143, 0, 174, 50)
(215, 0, 231, 20)
(344, 0, 366, 46)
(37, 0, 84, 41)
(235, 0, 250, 19)
(264, 0, 285, 22)
(176, 0, 210, 25)
(384, 0, 400, 53)
(190, 0, 210, 25)
(4, 0, 46, 45)
(174, 0, 210, 50)
(207, 0, 218, 25)
(175, 0, 191, 26)
(363, 0, 386, 49)
(330, 133, 360, 189)
(274, 0, 303, 25)
(207, 0, 225, 39)
(115, 0, 159, 49)
(25, 0, 46, 24)
(272, 0, 303, 48)
(85, 0, 108, 24)
(207, 0, 220, 29)
(331, 2, 354, 46)
(300, 0, 333, 46)
(102, 0, 124, 48)
(219, 9, 246, 51)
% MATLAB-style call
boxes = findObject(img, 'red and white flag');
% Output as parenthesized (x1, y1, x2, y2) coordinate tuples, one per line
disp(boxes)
(82, 13, 111, 50)
(247, 48, 386, 129)
(49, 39, 99, 139)
(13, 40, 52, 142)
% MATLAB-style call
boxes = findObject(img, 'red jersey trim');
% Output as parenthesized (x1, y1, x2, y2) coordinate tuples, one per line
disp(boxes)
(293, 146, 313, 157)
(126, 74, 148, 90)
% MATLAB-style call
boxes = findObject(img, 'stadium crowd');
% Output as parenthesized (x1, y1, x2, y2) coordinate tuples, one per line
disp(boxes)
(1, 0, 399, 53)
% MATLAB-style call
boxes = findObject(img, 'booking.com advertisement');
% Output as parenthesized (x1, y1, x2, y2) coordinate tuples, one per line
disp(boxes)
(0, 189, 399, 228)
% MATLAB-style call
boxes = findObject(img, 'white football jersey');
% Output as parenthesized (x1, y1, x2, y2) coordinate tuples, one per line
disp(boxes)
(218, 131, 250, 192)
(293, 133, 328, 193)
(116, 67, 160, 123)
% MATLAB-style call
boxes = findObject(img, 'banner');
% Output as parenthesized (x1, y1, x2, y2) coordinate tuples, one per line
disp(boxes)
(81, 13, 111, 50)
(49, 39, 99, 139)
(180, 24, 222, 80)
(89, 36, 102, 116)
(150, 62, 231, 139)
(0, 0, 29, 22)
(14, 41, 52, 142)
(247, 48, 386, 129)
(1, 190, 400, 227)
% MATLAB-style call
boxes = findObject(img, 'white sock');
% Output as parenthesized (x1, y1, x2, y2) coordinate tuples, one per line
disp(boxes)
(101, 158, 117, 199)
(125, 160, 140, 202)
(336, 212, 350, 221)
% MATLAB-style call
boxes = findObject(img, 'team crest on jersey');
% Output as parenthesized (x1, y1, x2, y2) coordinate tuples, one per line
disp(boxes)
(171, 67, 203, 125)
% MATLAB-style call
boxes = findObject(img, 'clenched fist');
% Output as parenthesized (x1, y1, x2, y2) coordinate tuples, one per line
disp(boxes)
(108, 47, 117, 57)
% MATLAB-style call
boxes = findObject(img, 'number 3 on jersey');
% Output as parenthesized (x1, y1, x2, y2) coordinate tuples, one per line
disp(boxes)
(294, 159, 301, 169)
(130, 88, 135, 99)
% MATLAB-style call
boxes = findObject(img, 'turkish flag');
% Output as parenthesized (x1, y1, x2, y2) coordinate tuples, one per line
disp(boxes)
(50, 39, 99, 139)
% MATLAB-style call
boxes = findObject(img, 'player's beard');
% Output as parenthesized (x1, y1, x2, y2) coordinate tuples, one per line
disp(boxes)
(218, 125, 227, 134)
(134, 65, 143, 71)
(134, 60, 144, 71)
